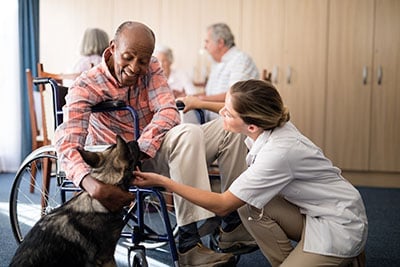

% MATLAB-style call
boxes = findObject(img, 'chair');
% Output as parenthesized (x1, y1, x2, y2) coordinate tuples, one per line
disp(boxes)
(26, 69, 45, 151)
(26, 65, 70, 194)
(37, 62, 79, 84)
(36, 62, 77, 142)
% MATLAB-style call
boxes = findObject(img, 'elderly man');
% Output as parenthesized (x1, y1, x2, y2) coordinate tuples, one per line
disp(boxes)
(200, 23, 259, 121)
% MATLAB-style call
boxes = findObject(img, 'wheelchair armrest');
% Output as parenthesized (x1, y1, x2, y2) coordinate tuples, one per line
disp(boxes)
(92, 100, 127, 112)
(91, 100, 140, 140)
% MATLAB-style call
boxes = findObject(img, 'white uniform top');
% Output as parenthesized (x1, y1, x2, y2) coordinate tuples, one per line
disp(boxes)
(229, 122, 368, 258)
(204, 46, 259, 121)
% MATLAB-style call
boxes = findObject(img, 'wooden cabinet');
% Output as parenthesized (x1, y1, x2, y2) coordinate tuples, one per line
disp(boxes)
(242, 0, 328, 148)
(369, 0, 400, 172)
(325, 0, 400, 172)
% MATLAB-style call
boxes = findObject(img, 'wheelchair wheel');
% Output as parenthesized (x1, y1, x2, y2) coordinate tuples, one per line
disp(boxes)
(9, 146, 67, 243)
(128, 246, 148, 267)
(120, 190, 178, 250)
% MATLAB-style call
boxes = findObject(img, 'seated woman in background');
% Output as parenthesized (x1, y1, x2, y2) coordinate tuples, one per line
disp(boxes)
(73, 28, 109, 73)
(134, 79, 368, 267)
(154, 45, 199, 98)
(155, 45, 203, 124)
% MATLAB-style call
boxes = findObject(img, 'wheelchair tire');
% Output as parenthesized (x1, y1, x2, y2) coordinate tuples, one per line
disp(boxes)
(128, 248, 148, 267)
(9, 146, 65, 243)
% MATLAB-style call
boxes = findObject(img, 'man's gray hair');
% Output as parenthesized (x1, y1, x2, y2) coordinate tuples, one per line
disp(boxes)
(207, 23, 235, 48)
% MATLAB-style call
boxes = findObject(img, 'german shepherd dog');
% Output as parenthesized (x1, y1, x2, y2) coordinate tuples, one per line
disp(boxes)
(10, 135, 140, 267)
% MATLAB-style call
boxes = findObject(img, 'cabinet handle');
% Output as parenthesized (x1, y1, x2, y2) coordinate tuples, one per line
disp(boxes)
(377, 65, 382, 85)
(362, 66, 368, 85)
(286, 66, 292, 84)
(272, 65, 278, 84)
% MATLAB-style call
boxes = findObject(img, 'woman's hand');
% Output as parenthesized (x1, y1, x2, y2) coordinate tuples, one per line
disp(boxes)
(133, 169, 167, 188)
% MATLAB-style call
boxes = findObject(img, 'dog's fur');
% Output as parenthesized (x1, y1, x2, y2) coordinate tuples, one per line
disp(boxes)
(10, 135, 140, 267)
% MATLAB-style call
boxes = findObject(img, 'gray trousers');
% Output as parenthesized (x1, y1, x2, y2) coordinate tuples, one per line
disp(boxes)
(142, 118, 247, 226)
(238, 196, 365, 267)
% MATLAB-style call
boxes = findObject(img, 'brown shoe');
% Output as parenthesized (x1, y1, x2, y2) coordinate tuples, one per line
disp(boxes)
(178, 243, 236, 267)
(217, 224, 258, 255)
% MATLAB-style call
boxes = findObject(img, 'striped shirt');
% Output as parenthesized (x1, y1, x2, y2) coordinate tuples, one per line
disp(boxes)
(54, 48, 180, 186)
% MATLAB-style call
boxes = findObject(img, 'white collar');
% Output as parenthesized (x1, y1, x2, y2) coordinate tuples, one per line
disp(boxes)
(245, 130, 272, 166)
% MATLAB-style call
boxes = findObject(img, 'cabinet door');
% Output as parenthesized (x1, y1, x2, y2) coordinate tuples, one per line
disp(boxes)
(369, 0, 400, 171)
(242, 0, 328, 149)
(325, 0, 375, 170)
(242, 0, 285, 77)
(280, 0, 328, 148)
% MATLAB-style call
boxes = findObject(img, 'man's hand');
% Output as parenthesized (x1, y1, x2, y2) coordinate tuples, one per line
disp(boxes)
(81, 174, 134, 212)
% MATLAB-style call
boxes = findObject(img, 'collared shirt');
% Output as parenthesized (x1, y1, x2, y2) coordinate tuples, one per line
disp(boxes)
(229, 122, 368, 258)
(204, 46, 259, 120)
(54, 48, 180, 186)
(205, 46, 259, 96)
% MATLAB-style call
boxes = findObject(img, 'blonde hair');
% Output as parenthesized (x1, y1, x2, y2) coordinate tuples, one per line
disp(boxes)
(80, 28, 109, 56)
(230, 79, 290, 130)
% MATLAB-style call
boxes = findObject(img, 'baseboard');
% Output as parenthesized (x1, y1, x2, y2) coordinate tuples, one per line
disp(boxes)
(342, 171, 400, 188)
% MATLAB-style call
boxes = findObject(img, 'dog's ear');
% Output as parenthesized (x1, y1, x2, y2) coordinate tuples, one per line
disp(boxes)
(127, 141, 140, 162)
(77, 148, 102, 168)
(115, 135, 130, 159)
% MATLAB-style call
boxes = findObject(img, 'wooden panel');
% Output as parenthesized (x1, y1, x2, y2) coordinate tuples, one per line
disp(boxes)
(325, 0, 374, 170)
(158, 0, 203, 76)
(40, 0, 114, 73)
(280, 0, 328, 148)
(369, 0, 400, 171)
(111, 0, 162, 36)
(241, 0, 285, 78)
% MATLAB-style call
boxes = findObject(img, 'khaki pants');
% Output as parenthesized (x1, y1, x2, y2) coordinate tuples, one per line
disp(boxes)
(238, 196, 365, 267)
(142, 118, 247, 226)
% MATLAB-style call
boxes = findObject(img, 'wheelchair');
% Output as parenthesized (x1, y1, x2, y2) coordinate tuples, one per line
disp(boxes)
(9, 78, 179, 267)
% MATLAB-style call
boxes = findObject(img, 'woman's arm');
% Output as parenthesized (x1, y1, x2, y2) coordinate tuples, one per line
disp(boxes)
(178, 95, 224, 114)
(133, 170, 245, 216)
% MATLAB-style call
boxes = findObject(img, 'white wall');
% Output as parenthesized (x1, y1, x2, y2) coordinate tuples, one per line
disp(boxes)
(0, 1, 21, 172)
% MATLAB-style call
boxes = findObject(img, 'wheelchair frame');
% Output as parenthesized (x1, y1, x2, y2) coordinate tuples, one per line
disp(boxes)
(9, 78, 179, 267)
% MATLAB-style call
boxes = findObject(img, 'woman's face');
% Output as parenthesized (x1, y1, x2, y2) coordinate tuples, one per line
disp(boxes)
(219, 91, 248, 134)
(155, 52, 171, 77)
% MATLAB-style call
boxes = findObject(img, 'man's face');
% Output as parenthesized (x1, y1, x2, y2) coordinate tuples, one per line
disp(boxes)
(204, 29, 220, 62)
(110, 29, 154, 87)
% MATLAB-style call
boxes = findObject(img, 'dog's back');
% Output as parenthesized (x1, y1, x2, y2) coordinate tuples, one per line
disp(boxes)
(10, 136, 140, 267)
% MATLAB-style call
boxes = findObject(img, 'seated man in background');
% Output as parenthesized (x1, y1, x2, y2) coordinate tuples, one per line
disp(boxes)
(54, 20, 255, 266)
(198, 23, 259, 121)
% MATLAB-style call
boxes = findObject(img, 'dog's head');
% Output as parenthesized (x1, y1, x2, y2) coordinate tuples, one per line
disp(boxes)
(77, 135, 140, 190)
